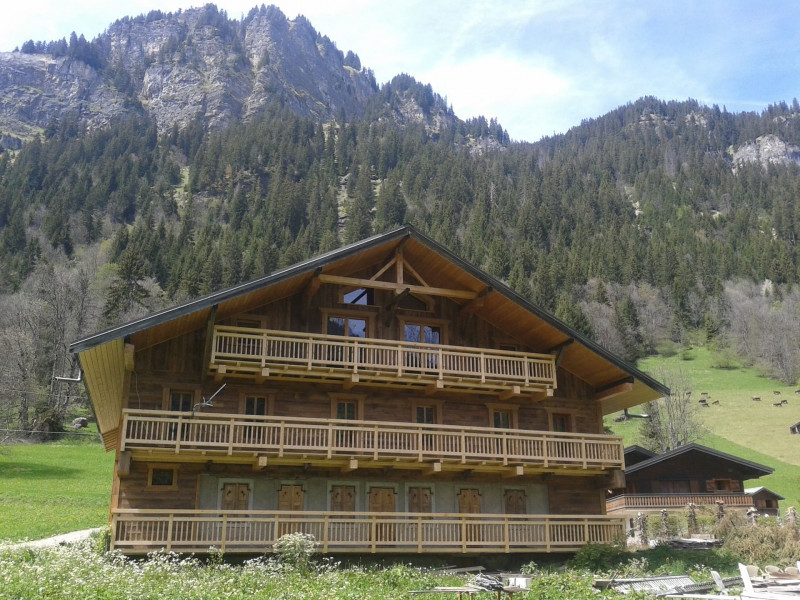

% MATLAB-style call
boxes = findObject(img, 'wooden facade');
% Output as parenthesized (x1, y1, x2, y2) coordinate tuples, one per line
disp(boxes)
(72, 226, 668, 555)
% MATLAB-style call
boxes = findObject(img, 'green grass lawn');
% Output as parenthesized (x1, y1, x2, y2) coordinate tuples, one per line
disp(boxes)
(606, 346, 800, 513)
(0, 435, 114, 542)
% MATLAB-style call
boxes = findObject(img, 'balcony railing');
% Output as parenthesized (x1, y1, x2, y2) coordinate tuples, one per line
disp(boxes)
(606, 493, 755, 512)
(209, 326, 557, 395)
(111, 509, 624, 554)
(121, 410, 624, 472)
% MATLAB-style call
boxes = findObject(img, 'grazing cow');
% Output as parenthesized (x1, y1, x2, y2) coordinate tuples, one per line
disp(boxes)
(781, 399, 788, 405)
(752, 396, 761, 401)
(701, 392, 709, 397)
(774, 402, 783, 407)
(774, 390, 782, 395)
(711, 400, 719, 405)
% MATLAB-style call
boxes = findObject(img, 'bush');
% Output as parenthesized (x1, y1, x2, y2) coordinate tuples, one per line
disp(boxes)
(273, 532, 318, 571)
(718, 514, 800, 565)
(568, 543, 629, 572)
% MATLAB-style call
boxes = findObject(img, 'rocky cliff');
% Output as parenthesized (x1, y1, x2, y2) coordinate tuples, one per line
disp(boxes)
(0, 5, 453, 150)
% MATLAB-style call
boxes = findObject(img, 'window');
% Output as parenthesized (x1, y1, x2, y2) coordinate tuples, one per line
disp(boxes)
(404, 323, 441, 345)
(170, 391, 194, 412)
(397, 294, 433, 312)
(494, 410, 512, 429)
(244, 396, 268, 416)
(336, 401, 357, 420)
(327, 315, 367, 338)
(343, 287, 374, 306)
(550, 412, 573, 433)
(416, 405, 436, 424)
(330, 393, 364, 420)
(147, 464, 178, 491)
(487, 403, 519, 429)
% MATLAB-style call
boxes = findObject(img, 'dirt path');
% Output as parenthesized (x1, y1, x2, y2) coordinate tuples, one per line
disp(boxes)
(2, 528, 101, 550)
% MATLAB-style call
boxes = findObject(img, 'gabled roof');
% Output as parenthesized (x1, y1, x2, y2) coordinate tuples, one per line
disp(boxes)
(623, 445, 657, 467)
(71, 225, 668, 445)
(624, 443, 773, 479)
(744, 487, 785, 500)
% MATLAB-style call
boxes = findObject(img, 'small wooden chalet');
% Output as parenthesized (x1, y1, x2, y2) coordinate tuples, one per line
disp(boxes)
(606, 444, 775, 520)
(71, 226, 668, 555)
(743, 487, 784, 517)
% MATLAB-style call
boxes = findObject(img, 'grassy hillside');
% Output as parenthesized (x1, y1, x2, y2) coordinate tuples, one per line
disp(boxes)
(605, 346, 800, 512)
(0, 434, 114, 542)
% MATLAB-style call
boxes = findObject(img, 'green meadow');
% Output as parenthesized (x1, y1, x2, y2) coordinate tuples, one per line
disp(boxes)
(0, 433, 114, 542)
(606, 346, 800, 512)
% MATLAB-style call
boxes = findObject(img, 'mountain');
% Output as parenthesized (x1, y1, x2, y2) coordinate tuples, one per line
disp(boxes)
(0, 5, 466, 150)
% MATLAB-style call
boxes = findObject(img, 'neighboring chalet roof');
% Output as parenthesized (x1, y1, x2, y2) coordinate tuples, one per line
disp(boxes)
(623, 445, 658, 467)
(624, 443, 773, 480)
(744, 487, 785, 500)
(70, 225, 668, 448)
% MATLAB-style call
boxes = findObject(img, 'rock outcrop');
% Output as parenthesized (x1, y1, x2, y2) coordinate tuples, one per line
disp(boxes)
(731, 134, 800, 171)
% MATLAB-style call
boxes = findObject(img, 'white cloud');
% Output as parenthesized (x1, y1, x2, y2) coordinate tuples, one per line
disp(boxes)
(423, 53, 571, 141)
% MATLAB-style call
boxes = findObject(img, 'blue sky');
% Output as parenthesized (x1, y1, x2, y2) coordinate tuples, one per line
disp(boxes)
(4, 1, 800, 142)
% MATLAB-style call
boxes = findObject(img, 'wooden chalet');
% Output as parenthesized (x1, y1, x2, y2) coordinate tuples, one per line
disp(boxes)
(606, 444, 775, 522)
(71, 226, 668, 555)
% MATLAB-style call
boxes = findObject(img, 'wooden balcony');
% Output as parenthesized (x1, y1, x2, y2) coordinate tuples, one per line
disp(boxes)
(111, 509, 624, 554)
(208, 326, 557, 397)
(121, 409, 624, 475)
(606, 493, 756, 513)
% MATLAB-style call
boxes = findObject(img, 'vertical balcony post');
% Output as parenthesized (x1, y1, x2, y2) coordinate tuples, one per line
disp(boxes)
(166, 513, 175, 553)
(176, 414, 183, 453)
(228, 418, 236, 455)
(260, 330, 268, 368)
(121, 412, 130, 451)
(327, 422, 334, 458)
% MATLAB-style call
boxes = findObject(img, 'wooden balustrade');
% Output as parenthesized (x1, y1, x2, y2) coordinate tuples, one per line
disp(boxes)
(606, 493, 756, 512)
(111, 509, 624, 554)
(209, 326, 557, 395)
(121, 409, 624, 472)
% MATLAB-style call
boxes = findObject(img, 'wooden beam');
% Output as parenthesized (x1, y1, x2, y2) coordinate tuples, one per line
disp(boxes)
(594, 379, 634, 403)
(545, 339, 573, 367)
(317, 274, 478, 300)
(117, 451, 131, 477)
(384, 288, 411, 327)
(214, 364, 227, 383)
(123, 344, 135, 372)
(458, 287, 493, 317)
(499, 386, 521, 402)
(401, 255, 429, 288)
(425, 461, 442, 475)
(343, 373, 359, 390)
(303, 268, 323, 297)
(254, 456, 268, 471)
(503, 465, 525, 478)
(201, 305, 218, 382)
(342, 459, 359, 473)
(424, 380, 444, 396)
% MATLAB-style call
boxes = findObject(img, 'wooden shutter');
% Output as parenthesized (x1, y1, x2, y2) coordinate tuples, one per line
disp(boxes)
(331, 485, 356, 511)
(221, 483, 250, 510)
(504, 490, 526, 514)
(408, 487, 432, 513)
(278, 485, 304, 511)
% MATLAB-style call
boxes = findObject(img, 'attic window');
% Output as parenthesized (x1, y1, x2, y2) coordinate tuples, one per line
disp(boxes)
(397, 294, 433, 312)
(343, 288, 374, 306)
